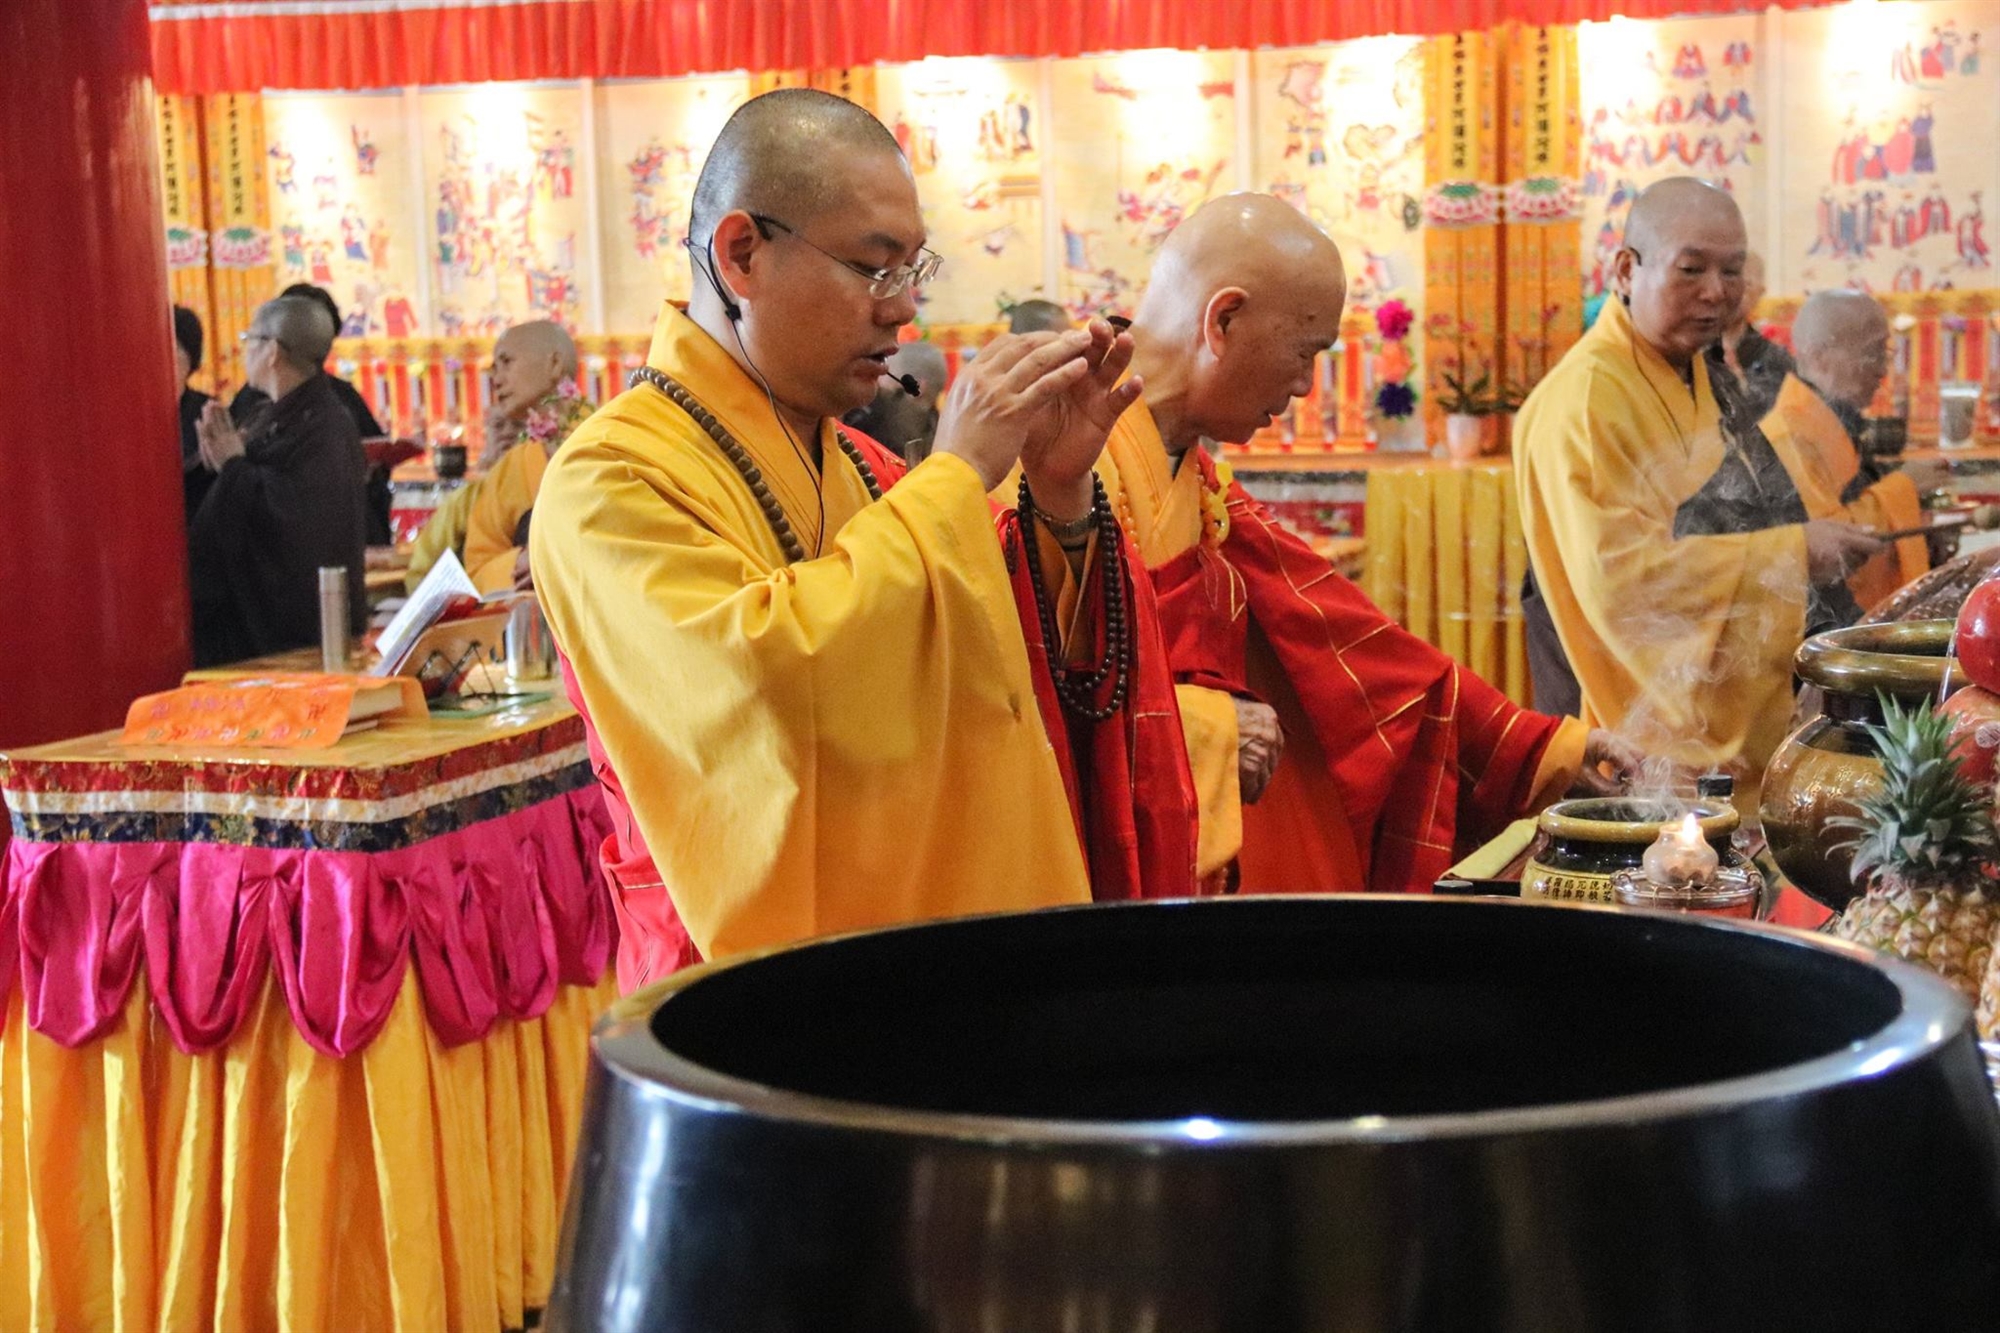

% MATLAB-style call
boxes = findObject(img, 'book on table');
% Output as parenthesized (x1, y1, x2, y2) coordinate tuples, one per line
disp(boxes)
(370, 549, 529, 691)
(121, 673, 426, 749)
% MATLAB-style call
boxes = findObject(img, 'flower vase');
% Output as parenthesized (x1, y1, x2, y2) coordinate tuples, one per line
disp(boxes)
(1444, 413, 1490, 461)
(1373, 413, 1425, 453)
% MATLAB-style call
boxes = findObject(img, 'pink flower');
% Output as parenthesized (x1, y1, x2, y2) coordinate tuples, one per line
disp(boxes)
(1374, 299, 1414, 342)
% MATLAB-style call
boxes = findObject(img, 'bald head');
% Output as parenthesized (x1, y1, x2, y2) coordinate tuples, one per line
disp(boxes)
(492, 318, 577, 418)
(1138, 194, 1347, 331)
(888, 340, 948, 404)
(689, 88, 905, 248)
(1613, 177, 1748, 369)
(1793, 289, 1891, 409)
(1007, 299, 1072, 335)
(1129, 194, 1347, 448)
(1622, 177, 1744, 259)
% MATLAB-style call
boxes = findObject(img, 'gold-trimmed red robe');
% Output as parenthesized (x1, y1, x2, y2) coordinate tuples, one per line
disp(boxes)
(1099, 400, 1585, 893)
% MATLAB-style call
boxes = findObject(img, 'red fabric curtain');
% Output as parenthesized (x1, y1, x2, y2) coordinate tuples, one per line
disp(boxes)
(150, 0, 1825, 94)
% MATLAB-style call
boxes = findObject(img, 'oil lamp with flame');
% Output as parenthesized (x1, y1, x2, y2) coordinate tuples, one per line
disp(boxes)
(1612, 811, 1761, 918)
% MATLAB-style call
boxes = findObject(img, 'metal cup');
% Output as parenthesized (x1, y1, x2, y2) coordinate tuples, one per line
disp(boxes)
(505, 596, 556, 681)
(318, 566, 351, 672)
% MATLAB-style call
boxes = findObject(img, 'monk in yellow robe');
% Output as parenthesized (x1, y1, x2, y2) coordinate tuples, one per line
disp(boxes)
(463, 319, 593, 593)
(1093, 194, 1641, 892)
(531, 89, 1197, 988)
(1516, 178, 1883, 805)
(1760, 289, 1932, 612)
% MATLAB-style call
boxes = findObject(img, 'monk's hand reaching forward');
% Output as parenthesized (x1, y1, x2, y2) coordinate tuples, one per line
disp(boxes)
(1568, 728, 1645, 798)
(1234, 697, 1285, 805)
(932, 328, 1100, 493)
(1804, 519, 1886, 584)
(1018, 318, 1145, 523)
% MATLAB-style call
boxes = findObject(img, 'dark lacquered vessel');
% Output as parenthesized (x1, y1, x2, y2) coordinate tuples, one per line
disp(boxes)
(548, 896, 2000, 1333)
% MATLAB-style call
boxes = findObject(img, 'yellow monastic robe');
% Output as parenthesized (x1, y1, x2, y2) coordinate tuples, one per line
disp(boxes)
(464, 443, 547, 594)
(1760, 373, 1928, 612)
(1515, 296, 1808, 806)
(1100, 403, 1584, 881)
(529, 306, 1094, 963)
(403, 476, 481, 593)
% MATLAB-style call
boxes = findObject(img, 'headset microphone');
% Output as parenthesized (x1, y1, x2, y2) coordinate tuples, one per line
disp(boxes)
(684, 236, 741, 321)
(893, 372, 921, 397)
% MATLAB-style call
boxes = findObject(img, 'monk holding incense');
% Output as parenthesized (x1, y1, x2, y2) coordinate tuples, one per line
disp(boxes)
(1090, 193, 1640, 893)
(1516, 177, 1883, 805)
(530, 89, 1197, 988)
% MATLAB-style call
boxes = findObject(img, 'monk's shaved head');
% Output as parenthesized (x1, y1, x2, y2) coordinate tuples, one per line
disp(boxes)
(497, 318, 577, 376)
(1007, 299, 1072, 335)
(492, 318, 578, 417)
(1137, 193, 1347, 334)
(1128, 194, 1348, 449)
(1793, 289, 1891, 409)
(1622, 176, 1743, 259)
(689, 88, 906, 245)
(1612, 176, 1748, 369)
(683, 86, 929, 426)
(1792, 289, 1887, 357)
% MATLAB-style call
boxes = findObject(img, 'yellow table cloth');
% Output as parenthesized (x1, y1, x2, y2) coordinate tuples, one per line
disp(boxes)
(0, 696, 617, 1333)
(1364, 460, 1529, 706)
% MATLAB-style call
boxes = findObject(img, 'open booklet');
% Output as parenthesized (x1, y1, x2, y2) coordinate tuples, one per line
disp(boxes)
(371, 549, 528, 678)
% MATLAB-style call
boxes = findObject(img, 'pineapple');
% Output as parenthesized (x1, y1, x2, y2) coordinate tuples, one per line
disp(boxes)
(1829, 695, 2000, 1035)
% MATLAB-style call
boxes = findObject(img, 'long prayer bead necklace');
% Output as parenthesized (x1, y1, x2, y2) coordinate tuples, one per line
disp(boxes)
(629, 365, 881, 563)
(1016, 472, 1132, 723)
(631, 363, 1129, 724)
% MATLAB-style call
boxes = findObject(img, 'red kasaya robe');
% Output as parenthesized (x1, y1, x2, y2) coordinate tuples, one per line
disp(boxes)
(1104, 410, 1582, 895)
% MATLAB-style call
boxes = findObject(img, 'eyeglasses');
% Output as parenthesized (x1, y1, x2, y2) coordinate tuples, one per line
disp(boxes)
(239, 331, 285, 351)
(749, 214, 942, 300)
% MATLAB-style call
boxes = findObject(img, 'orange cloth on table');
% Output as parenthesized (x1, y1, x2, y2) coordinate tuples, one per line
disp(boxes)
(0, 966, 619, 1333)
(120, 673, 425, 749)
(1098, 401, 1585, 892)
(530, 307, 1197, 989)
(1759, 372, 1929, 613)
(463, 441, 549, 595)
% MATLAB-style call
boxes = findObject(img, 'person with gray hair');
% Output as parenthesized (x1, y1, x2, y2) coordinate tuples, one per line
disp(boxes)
(187, 294, 367, 665)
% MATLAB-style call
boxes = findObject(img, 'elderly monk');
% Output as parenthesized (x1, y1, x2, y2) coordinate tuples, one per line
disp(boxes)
(1092, 193, 1639, 893)
(531, 89, 1197, 988)
(462, 319, 592, 592)
(1516, 178, 1882, 806)
(1761, 290, 1932, 612)
(188, 295, 367, 666)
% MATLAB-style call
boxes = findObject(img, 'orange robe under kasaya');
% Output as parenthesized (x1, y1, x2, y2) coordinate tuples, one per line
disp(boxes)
(1101, 402, 1584, 894)
(535, 312, 1198, 990)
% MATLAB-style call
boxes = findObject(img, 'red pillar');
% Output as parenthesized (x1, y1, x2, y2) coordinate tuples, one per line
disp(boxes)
(0, 0, 189, 748)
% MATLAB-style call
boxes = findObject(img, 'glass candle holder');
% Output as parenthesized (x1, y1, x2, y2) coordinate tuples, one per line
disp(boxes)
(1610, 865, 1762, 920)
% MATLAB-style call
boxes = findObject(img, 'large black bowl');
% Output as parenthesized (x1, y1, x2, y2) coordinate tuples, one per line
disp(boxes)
(547, 897, 2000, 1332)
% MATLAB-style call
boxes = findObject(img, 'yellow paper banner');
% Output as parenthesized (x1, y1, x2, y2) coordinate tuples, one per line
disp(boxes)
(205, 93, 275, 394)
(157, 93, 218, 393)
